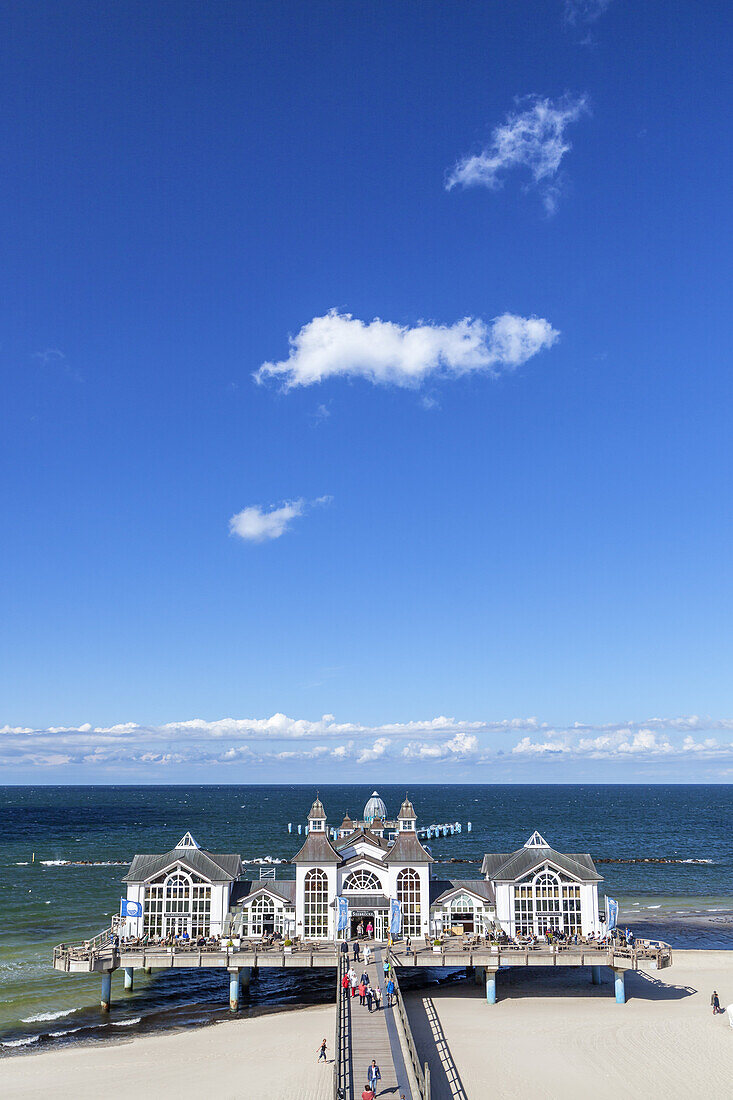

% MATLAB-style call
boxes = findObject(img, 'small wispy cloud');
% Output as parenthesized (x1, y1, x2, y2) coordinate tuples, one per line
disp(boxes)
(229, 496, 332, 543)
(33, 347, 83, 382)
(563, 0, 612, 26)
(446, 93, 589, 214)
(254, 310, 559, 391)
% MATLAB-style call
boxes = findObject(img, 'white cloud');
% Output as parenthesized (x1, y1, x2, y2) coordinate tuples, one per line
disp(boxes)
(402, 731, 479, 761)
(564, 0, 612, 25)
(357, 738, 391, 764)
(254, 309, 559, 391)
(446, 94, 589, 213)
(229, 496, 331, 543)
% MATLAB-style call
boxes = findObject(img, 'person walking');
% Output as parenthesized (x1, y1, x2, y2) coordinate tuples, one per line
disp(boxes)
(358, 980, 366, 1006)
(386, 976, 395, 1007)
(374, 983, 382, 1010)
(712, 990, 723, 1014)
(405, 935, 411, 956)
(357, 921, 364, 939)
(361, 1086, 375, 1100)
(364, 943, 371, 965)
(366, 984, 373, 1012)
(366, 920, 374, 939)
(349, 969, 358, 998)
(353, 940, 361, 962)
(383, 958, 390, 979)
(317, 1038, 328, 1063)
(340, 939, 349, 958)
(367, 1060, 381, 1094)
(342, 971, 349, 995)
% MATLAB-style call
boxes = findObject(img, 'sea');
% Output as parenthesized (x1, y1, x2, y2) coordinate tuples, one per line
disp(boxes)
(2, 783, 732, 1056)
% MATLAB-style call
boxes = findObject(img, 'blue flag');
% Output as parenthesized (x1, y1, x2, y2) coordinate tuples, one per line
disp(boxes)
(121, 898, 143, 918)
(390, 899, 402, 935)
(336, 896, 349, 933)
(606, 897, 618, 933)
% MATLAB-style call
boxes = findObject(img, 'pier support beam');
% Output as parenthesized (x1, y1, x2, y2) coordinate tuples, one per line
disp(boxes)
(144, 966, 152, 975)
(240, 966, 251, 990)
(485, 970, 497, 1005)
(474, 965, 484, 985)
(100, 971, 112, 1012)
(591, 965, 602, 985)
(124, 967, 134, 991)
(613, 968, 626, 1004)
(229, 969, 241, 1011)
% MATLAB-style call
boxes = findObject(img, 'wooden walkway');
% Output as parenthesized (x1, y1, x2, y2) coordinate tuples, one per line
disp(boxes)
(349, 945, 413, 1099)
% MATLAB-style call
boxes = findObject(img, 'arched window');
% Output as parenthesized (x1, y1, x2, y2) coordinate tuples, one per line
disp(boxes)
(450, 893, 475, 915)
(396, 868, 421, 937)
(250, 894, 276, 935)
(143, 868, 211, 938)
(343, 869, 381, 892)
(514, 867, 579, 936)
(304, 868, 329, 939)
(165, 872, 191, 915)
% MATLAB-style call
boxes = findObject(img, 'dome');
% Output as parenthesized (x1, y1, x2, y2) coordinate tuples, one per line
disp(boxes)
(363, 790, 387, 824)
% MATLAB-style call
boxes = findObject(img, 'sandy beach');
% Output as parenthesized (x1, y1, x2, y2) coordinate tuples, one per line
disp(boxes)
(405, 949, 733, 1099)
(0, 1004, 334, 1100)
(4, 950, 733, 1099)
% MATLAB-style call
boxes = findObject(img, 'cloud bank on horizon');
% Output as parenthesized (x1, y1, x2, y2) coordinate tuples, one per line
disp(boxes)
(3, 713, 733, 774)
(446, 93, 589, 214)
(254, 310, 559, 391)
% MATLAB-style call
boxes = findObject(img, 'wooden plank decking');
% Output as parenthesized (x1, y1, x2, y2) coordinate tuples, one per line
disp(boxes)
(348, 946, 413, 1100)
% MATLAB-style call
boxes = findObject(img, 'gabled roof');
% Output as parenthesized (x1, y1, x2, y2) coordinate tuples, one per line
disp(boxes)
(331, 893, 390, 910)
(336, 828, 389, 852)
(430, 879, 495, 906)
(481, 846, 602, 883)
(339, 812, 354, 829)
(230, 879, 296, 906)
(385, 831, 434, 864)
(123, 848, 242, 883)
(291, 830, 342, 864)
(340, 851, 388, 871)
(175, 831, 200, 849)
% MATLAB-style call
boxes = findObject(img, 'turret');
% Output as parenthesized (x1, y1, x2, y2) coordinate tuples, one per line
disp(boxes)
(398, 794, 416, 832)
(307, 794, 326, 832)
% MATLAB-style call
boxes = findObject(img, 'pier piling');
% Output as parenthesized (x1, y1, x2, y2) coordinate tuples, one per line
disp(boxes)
(591, 965, 602, 985)
(485, 969, 497, 1005)
(100, 971, 112, 1011)
(124, 966, 134, 991)
(229, 969, 241, 1011)
(613, 968, 626, 1003)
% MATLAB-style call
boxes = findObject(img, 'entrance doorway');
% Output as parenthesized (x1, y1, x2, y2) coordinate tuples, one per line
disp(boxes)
(350, 912, 374, 938)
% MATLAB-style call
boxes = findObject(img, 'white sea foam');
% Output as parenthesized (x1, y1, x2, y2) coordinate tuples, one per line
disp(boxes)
(2, 1035, 41, 1047)
(111, 1017, 141, 1026)
(15, 861, 29, 866)
(22, 1009, 76, 1023)
(40, 859, 70, 866)
(49, 1026, 84, 1038)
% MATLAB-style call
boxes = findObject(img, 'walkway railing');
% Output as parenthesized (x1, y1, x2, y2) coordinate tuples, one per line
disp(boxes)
(388, 953, 430, 1100)
(333, 954, 351, 1100)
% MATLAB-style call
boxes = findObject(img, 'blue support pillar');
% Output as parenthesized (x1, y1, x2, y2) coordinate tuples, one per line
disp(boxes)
(485, 970, 497, 1005)
(591, 965, 602, 985)
(614, 968, 626, 1004)
(124, 967, 134, 991)
(100, 971, 112, 1012)
(229, 970, 241, 1011)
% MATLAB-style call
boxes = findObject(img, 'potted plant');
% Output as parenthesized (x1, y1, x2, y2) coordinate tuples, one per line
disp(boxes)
(283, 938, 293, 954)
(432, 938, 442, 954)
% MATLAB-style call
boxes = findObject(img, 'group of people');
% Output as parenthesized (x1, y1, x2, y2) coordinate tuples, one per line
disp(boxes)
(341, 963, 395, 1011)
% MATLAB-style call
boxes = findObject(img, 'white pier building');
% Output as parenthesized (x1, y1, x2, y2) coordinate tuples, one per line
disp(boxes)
(120, 794, 605, 943)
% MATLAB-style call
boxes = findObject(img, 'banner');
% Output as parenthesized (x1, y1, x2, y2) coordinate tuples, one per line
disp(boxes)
(336, 896, 349, 933)
(389, 898, 402, 935)
(606, 897, 618, 933)
(121, 898, 143, 918)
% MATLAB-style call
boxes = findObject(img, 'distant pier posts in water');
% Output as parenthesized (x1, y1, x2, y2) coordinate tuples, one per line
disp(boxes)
(485, 969, 497, 1005)
(124, 966, 134, 991)
(100, 971, 112, 1011)
(613, 968, 626, 1004)
(591, 965, 602, 985)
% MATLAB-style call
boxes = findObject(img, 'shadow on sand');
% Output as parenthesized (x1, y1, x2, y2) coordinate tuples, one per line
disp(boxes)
(404, 994, 468, 1100)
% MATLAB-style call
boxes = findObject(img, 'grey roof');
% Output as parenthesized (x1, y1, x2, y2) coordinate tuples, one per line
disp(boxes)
(308, 796, 326, 820)
(398, 796, 416, 820)
(123, 848, 242, 884)
(230, 880, 296, 906)
(341, 851, 387, 871)
(385, 831, 434, 864)
(334, 893, 390, 909)
(430, 879, 495, 906)
(481, 846, 602, 883)
(336, 828, 389, 852)
(291, 830, 342, 864)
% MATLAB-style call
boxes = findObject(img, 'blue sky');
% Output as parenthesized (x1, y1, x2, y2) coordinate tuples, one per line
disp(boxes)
(2, 0, 733, 782)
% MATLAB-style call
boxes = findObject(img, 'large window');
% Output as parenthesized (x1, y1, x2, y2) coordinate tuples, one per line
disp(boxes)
(142, 868, 211, 938)
(250, 895, 275, 935)
(343, 869, 381, 892)
(304, 868, 329, 939)
(396, 868, 421, 937)
(513, 869, 581, 936)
